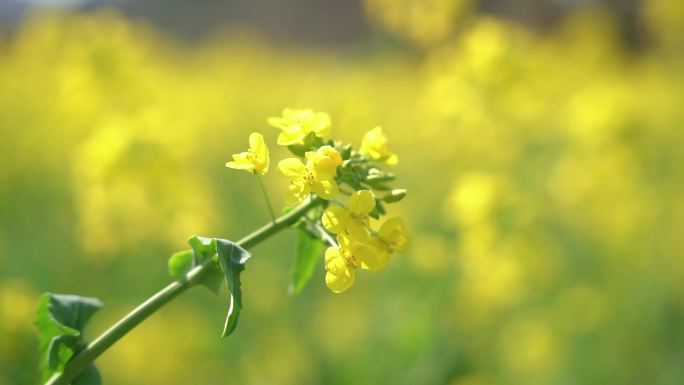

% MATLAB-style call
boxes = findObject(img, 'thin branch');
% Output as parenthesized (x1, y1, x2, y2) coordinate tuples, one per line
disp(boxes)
(45, 197, 323, 385)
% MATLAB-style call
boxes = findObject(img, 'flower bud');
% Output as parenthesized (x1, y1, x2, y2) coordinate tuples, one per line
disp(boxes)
(382, 189, 407, 203)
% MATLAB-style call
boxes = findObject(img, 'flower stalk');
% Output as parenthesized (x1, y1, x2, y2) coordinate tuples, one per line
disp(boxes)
(44, 197, 322, 385)
(256, 174, 277, 223)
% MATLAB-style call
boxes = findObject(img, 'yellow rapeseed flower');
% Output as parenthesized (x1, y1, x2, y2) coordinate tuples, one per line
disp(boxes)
(324, 234, 384, 293)
(225, 132, 270, 175)
(321, 190, 376, 242)
(368, 217, 411, 269)
(278, 145, 342, 204)
(360, 126, 398, 165)
(268, 108, 332, 145)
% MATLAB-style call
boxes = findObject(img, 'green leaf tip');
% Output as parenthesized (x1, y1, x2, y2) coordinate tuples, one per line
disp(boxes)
(35, 293, 103, 382)
(216, 239, 252, 337)
(168, 236, 253, 336)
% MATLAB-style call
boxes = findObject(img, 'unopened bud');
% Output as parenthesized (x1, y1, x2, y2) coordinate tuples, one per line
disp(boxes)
(382, 189, 407, 203)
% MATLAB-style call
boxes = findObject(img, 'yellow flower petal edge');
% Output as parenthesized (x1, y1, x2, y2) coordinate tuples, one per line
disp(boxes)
(323, 234, 373, 293)
(277, 147, 342, 205)
(371, 216, 411, 255)
(360, 126, 398, 166)
(306, 145, 342, 180)
(225, 132, 270, 175)
(321, 189, 375, 242)
(268, 108, 332, 146)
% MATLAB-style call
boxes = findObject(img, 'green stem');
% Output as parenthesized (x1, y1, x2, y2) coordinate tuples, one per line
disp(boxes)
(45, 197, 322, 385)
(304, 218, 338, 248)
(256, 174, 277, 223)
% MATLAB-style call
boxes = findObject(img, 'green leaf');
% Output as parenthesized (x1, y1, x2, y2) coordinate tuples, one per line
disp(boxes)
(215, 239, 252, 337)
(340, 144, 352, 160)
(286, 132, 324, 157)
(196, 262, 226, 294)
(188, 236, 224, 293)
(188, 236, 217, 263)
(168, 236, 253, 335)
(168, 236, 224, 293)
(72, 363, 101, 385)
(287, 144, 307, 157)
(35, 293, 103, 381)
(290, 229, 324, 294)
(168, 250, 193, 278)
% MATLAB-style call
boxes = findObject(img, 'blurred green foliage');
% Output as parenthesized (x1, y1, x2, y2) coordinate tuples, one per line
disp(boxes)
(1, 1, 684, 384)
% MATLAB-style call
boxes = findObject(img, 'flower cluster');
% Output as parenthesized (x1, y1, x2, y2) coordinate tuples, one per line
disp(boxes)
(226, 108, 410, 293)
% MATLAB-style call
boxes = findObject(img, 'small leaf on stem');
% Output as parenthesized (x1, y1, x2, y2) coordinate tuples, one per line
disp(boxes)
(35, 293, 102, 381)
(216, 239, 252, 337)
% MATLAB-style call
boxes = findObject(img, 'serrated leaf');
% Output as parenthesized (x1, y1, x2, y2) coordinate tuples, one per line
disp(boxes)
(215, 239, 252, 337)
(35, 293, 103, 381)
(72, 363, 101, 385)
(290, 229, 324, 294)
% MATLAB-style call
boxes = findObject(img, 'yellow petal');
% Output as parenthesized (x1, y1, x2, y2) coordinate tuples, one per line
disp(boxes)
(278, 158, 306, 177)
(322, 206, 350, 234)
(347, 221, 371, 243)
(267, 116, 286, 128)
(325, 270, 355, 293)
(380, 217, 411, 252)
(359, 242, 390, 272)
(336, 233, 353, 250)
(324, 246, 342, 270)
(309, 146, 342, 180)
(348, 190, 375, 215)
(277, 131, 306, 145)
(249, 132, 270, 175)
(282, 108, 300, 119)
(283, 108, 312, 120)
(285, 180, 309, 205)
(309, 112, 331, 137)
(360, 127, 383, 158)
(249, 132, 262, 150)
(360, 126, 397, 165)
(313, 179, 338, 200)
(225, 152, 255, 172)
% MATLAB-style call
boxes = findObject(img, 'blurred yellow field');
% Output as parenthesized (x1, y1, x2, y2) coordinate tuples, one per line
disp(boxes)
(1, 1, 684, 384)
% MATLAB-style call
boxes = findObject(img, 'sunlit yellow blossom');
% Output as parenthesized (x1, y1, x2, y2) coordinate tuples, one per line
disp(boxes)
(308, 145, 342, 178)
(360, 126, 398, 165)
(322, 190, 375, 242)
(268, 108, 332, 145)
(278, 146, 342, 204)
(368, 217, 410, 268)
(225, 132, 270, 175)
(324, 234, 383, 293)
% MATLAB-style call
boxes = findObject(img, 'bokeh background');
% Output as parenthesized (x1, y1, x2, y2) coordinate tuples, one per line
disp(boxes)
(1, 0, 684, 384)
